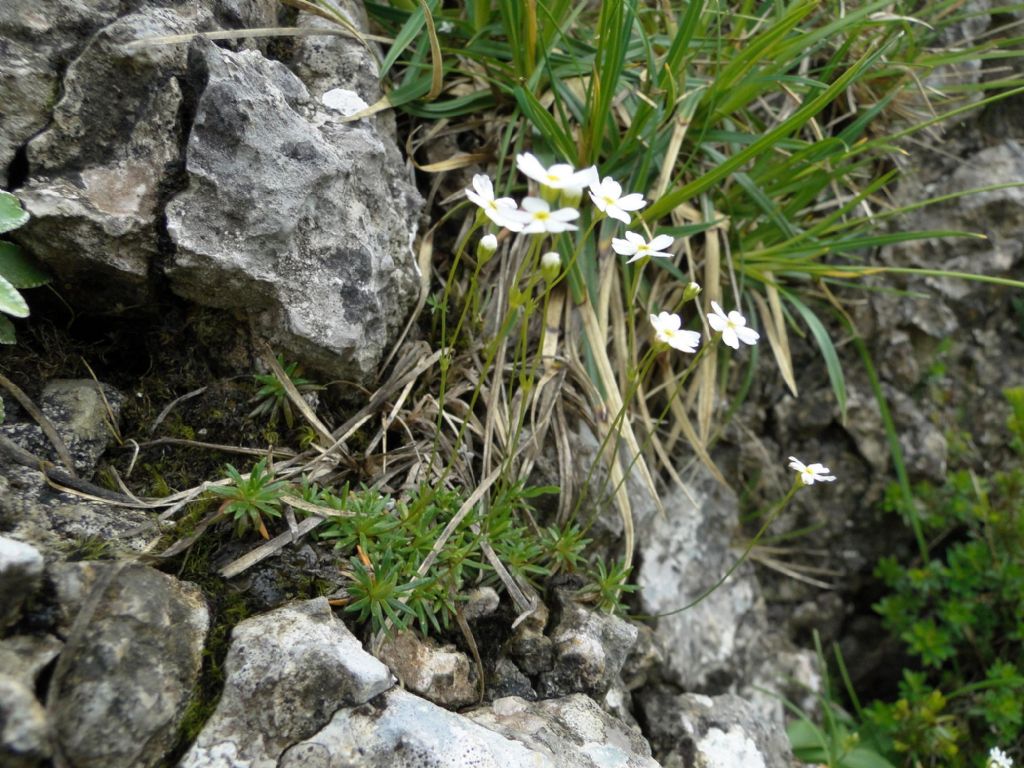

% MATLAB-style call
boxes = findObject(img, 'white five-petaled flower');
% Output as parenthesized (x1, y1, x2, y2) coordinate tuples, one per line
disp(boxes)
(516, 153, 598, 193)
(988, 747, 1014, 768)
(464, 174, 523, 231)
(788, 457, 837, 486)
(650, 312, 701, 353)
(612, 231, 674, 263)
(506, 197, 579, 234)
(707, 301, 759, 349)
(588, 176, 647, 224)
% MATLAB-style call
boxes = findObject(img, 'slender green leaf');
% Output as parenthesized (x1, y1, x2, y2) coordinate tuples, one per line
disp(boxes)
(513, 85, 576, 161)
(783, 292, 846, 420)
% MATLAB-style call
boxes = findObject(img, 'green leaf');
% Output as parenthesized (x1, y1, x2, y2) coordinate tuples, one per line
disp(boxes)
(0, 274, 29, 319)
(513, 86, 577, 163)
(0, 192, 29, 234)
(380, 1, 427, 79)
(0, 242, 50, 289)
(0, 314, 14, 345)
(784, 292, 847, 421)
(841, 747, 899, 768)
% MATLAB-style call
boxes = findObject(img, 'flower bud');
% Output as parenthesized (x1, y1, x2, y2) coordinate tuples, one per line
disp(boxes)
(477, 233, 498, 264)
(683, 281, 701, 302)
(560, 186, 584, 208)
(539, 184, 560, 205)
(540, 251, 562, 283)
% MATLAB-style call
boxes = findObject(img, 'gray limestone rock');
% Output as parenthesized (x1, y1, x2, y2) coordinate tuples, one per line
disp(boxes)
(0, 467, 159, 561)
(538, 601, 638, 698)
(0, 379, 124, 478)
(282, 687, 546, 768)
(46, 563, 208, 768)
(638, 689, 792, 768)
(165, 39, 422, 383)
(0, 378, 157, 560)
(378, 630, 478, 709)
(0, 634, 63, 690)
(636, 468, 762, 691)
(505, 598, 553, 675)
(467, 694, 660, 768)
(0, 676, 51, 768)
(182, 597, 393, 768)
(485, 657, 536, 702)
(0, 536, 44, 629)
(0, 0, 121, 188)
(14, 5, 203, 307)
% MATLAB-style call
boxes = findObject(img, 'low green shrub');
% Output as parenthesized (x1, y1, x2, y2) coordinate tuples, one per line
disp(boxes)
(796, 390, 1024, 767)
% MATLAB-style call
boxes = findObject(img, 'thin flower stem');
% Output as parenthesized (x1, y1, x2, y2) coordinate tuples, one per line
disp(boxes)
(640, 480, 804, 619)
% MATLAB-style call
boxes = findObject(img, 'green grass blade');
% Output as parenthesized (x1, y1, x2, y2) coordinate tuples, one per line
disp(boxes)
(782, 291, 846, 421)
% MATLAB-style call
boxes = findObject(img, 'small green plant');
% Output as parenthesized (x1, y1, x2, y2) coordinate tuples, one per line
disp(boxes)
(344, 548, 427, 634)
(207, 458, 289, 538)
(580, 558, 638, 616)
(786, 634, 897, 768)
(248, 355, 323, 428)
(857, 390, 1024, 766)
(539, 523, 590, 575)
(0, 190, 50, 348)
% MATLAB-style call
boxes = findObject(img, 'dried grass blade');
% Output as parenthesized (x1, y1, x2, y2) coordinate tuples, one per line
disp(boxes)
(0, 372, 78, 477)
(751, 289, 798, 397)
(257, 343, 333, 447)
(220, 515, 324, 578)
(697, 224, 721, 443)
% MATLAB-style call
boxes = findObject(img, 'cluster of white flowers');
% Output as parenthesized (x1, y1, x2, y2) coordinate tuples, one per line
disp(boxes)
(989, 747, 1014, 768)
(465, 153, 655, 235)
(465, 154, 835, 489)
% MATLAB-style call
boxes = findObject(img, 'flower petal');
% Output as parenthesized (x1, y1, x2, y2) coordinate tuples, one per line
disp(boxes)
(611, 237, 636, 256)
(607, 206, 631, 224)
(648, 234, 674, 251)
(615, 193, 647, 211)
(516, 153, 547, 182)
(520, 197, 549, 213)
(735, 326, 760, 346)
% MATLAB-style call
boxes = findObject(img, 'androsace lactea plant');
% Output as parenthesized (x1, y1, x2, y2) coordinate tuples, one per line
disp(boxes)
(459, 151, 838, 592)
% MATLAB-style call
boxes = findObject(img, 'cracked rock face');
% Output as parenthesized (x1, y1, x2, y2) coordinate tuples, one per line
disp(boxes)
(638, 689, 793, 768)
(4, 1, 422, 384)
(182, 598, 394, 768)
(47, 562, 209, 768)
(637, 469, 762, 691)
(164, 39, 422, 383)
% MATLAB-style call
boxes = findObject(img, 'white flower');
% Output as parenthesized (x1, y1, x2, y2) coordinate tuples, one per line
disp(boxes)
(479, 234, 497, 252)
(464, 174, 523, 231)
(516, 153, 598, 192)
(588, 176, 647, 224)
(650, 312, 701, 353)
(707, 301, 759, 349)
(988, 747, 1014, 768)
(506, 197, 579, 234)
(788, 457, 837, 486)
(611, 231, 674, 263)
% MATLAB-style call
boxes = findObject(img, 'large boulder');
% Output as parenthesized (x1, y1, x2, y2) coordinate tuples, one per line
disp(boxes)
(182, 598, 394, 767)
(5, 0, 422, 383)
(165, 38, 421, 382)
(46, 562, 209, 768)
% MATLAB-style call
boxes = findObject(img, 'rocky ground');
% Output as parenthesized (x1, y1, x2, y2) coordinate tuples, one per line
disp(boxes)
(2, 0, 1022, 766)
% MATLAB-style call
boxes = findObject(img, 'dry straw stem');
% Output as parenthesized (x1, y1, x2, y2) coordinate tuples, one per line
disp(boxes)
(0, 372, 78, 477)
